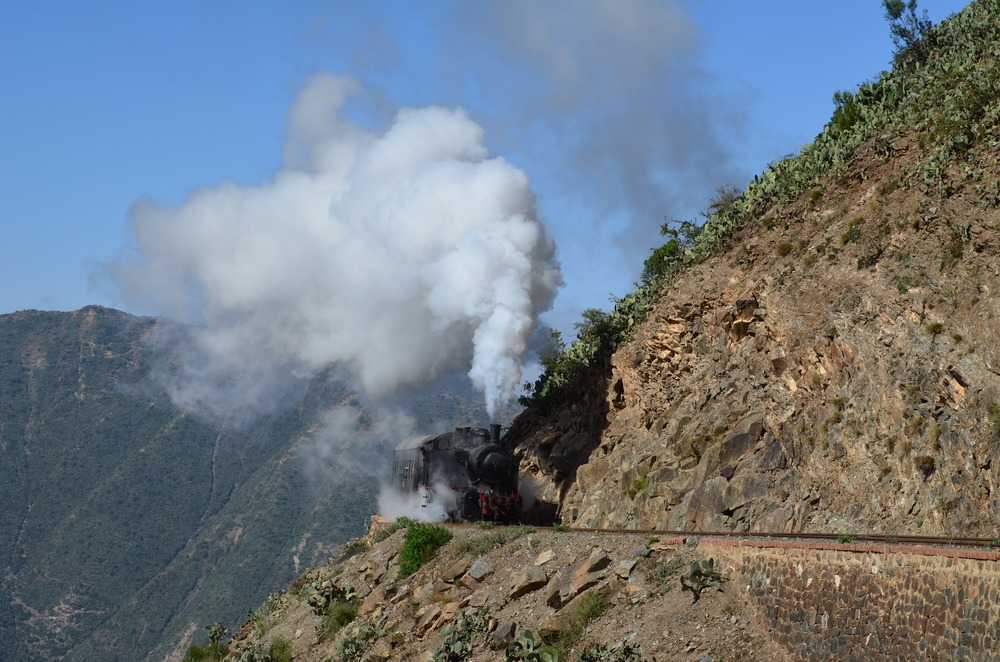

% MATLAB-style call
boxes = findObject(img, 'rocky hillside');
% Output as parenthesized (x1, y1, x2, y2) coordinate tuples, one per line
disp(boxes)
(508, 0, 1000, 540)
(220, 519, 784, 662)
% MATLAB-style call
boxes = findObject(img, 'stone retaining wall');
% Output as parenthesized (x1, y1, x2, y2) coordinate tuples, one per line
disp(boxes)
(700, 538, 1000, 661)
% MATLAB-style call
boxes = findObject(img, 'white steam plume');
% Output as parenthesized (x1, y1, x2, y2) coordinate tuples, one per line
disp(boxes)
(335, 1, 747, 323)
(112, 74, 561, 419)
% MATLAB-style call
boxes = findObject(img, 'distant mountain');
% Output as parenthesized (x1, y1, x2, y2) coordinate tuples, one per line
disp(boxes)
(0, 306, 498, 661)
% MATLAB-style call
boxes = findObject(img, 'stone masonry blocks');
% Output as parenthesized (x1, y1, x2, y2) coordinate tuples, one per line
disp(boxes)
(702, 539, 1000, 661)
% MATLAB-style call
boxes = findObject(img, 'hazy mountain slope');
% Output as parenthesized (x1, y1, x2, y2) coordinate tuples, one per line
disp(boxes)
(0, 307, 493, 662)
(509, 1, 1000, 537)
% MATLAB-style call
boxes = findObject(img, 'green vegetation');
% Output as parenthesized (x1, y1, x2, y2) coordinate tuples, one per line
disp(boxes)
(225, 636, 295, 662)
(335, 625, 384, 662)
(775, 242, 796, 257)
(645, 558, 684, 597)
(883, 0, 935, 67)
(927, 422, 942, 450)
(247, 593, 287, 638)
(841, 217, 865, 244)
(546, 590, 612, 656)
(298, 574, 360, 638)
(626, 469, 651, 499)
(269, 637, 294, 662)
(507, 590, 611, 661)
(579, 638, 646, 662)
(322, 601, 360, 637)
(452, 525, 535, 557)
(182, 642, 225, 662)
(397, 520, 453, 578)
(680, 558, 725, 603)
(506, 630, 559, 662)
(182, 623, 229, 662)
(434, 607, 492, 662)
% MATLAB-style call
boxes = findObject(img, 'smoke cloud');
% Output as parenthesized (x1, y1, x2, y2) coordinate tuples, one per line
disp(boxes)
(112, 74, 561, 419)
(333, 1, 747, 322)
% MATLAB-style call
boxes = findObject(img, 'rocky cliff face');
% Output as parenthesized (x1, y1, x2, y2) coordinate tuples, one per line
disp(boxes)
(510, 134, 1000, 538)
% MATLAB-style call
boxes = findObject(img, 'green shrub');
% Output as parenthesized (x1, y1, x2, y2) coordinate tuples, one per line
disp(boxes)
(183, 622, 230, 661)
(336, 626, 383, 662)
(775, 242, 795, 256)
(831, 90, 860, 132)
(506, 630, 558, 662)
(579, 638, 645, 662)
(877, 178, 901, 196)
(301, 579, 355, 616)
(807, 186, 826, 207)
(322, 600, 359, 636)
(680, 558, 725, 603)
(883, 0, 935, 67)
(270, 637, 294, 662)
(645, 558, 684, 597)
(182, 643, 224, 662)
(841, 217, 864, 244)
(556, 591, 610, 647)
(626, 470, 650, 499)
(435, 607, 491, 662)
(397, 521, 453, 578)
(640, 239, 681, 285)
(453, 526, 535, 557)
(923, 322, 943, 335)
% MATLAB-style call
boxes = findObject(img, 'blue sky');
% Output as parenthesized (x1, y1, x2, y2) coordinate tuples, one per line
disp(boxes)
(1, 0, 969, 337)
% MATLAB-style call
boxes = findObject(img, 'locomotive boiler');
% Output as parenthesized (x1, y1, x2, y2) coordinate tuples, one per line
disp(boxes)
(391, 424, 521, 522)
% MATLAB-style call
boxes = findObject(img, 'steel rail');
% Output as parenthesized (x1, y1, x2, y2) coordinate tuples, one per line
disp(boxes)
(446, 522, 1000, 550)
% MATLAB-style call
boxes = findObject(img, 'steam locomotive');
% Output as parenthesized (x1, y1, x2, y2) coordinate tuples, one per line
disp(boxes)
(391, 424, 521, 522)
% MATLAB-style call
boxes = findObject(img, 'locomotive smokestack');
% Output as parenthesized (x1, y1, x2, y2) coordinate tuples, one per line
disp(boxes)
(490, 423, 501, 443)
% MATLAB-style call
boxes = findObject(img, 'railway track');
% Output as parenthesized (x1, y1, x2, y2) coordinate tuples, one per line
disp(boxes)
(568, 527, 1000, 549)
(450, 522, 1000, 550)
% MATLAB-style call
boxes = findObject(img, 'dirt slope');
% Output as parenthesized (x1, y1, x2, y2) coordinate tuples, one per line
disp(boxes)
(225, 522, 785, 662)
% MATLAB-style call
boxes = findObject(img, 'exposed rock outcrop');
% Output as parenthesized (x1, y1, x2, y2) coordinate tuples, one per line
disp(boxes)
(510, 144, 1000, 539)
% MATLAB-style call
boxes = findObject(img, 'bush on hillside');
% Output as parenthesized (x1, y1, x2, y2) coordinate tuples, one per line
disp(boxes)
(397, 520, 453, 578)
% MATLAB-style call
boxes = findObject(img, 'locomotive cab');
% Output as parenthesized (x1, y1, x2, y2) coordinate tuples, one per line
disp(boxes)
(390, 424, 521, 522)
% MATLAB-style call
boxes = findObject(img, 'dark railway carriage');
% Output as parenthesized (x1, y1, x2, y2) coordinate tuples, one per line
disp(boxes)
(391, 424, 521, 522)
